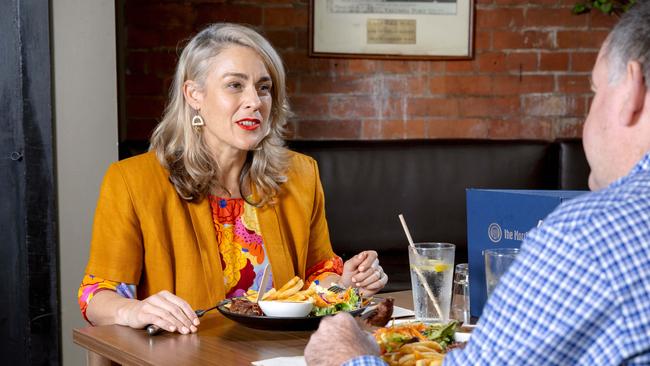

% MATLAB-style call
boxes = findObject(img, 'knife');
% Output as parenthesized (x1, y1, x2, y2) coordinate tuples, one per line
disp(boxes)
(256, 263, 271, 303)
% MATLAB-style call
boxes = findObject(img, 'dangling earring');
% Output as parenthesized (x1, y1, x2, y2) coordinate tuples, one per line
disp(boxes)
(191, 109, 205, 127)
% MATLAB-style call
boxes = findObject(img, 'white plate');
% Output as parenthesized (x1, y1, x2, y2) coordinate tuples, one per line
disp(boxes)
(455, 332, 471, 342)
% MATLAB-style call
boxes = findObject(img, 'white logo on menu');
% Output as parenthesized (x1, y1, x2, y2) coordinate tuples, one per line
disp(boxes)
(488, 223, 502, 243)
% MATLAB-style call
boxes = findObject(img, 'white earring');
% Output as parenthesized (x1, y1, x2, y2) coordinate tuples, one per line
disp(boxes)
(191, 113, 205, 127)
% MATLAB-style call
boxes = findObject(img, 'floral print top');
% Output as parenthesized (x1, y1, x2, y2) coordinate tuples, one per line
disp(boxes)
(78, 195, 343, 322)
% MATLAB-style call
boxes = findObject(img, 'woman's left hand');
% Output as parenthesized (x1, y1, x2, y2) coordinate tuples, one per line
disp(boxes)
(341, 250, 388, 297)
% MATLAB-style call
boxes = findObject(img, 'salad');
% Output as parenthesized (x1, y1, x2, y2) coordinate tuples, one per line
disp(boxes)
(311, 286, 361, 316)
(374, 321, 458, 353)
(373, 322, 459, 366)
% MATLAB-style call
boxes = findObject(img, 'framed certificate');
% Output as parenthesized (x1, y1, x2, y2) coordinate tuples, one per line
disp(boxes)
(309, 0, 475, 60)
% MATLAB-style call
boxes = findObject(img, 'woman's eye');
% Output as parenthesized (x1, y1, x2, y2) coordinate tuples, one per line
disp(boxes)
(258, 84, 272, 94)
(227, 82, 242, 90)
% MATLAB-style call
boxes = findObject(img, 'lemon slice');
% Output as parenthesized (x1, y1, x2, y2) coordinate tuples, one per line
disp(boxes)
(433, 263, 450, 272)
(411, 260, 451, 273)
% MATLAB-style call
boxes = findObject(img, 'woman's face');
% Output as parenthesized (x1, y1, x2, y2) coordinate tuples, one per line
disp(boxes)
(188, 45, 273, 157)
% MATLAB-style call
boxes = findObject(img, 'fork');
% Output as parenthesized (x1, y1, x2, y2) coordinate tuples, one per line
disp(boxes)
(146, 304, 219, 336)
(327, 283, 347, 293)
(328, 284, 374, 307)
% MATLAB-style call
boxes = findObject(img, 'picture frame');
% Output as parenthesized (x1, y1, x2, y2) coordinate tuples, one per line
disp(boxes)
(309, 0, 475, 60)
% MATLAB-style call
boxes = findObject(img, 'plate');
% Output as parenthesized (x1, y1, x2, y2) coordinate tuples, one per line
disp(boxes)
(216, 298, 371, 331)
(454, 331, 471, 342)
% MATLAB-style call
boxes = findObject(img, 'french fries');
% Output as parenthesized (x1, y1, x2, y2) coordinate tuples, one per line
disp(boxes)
(375, 323, 450, 366)
(268, 277, 303, 300)
(245, 276, 316, 302)
(382, 341, 445, 366)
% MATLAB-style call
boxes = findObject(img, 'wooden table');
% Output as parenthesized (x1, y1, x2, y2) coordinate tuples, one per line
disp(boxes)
(73, 291, 414, 365)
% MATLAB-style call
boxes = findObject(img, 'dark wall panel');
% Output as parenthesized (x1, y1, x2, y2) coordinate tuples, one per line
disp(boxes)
(21, 0, 59, 364)
(0, 0, 60, 364)
(0, 0, 29, 363)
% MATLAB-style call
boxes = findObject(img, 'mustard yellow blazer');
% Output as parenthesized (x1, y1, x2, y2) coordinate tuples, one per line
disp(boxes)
(85, 151, 336, 309)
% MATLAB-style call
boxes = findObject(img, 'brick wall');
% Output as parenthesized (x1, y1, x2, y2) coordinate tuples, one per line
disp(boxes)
(121, 0, 616, 141)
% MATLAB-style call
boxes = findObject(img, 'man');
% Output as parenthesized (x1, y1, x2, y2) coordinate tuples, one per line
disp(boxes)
(305, 3, 650, 365)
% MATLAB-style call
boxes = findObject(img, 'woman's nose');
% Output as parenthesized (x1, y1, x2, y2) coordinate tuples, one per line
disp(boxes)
(243, 87, 262, 110)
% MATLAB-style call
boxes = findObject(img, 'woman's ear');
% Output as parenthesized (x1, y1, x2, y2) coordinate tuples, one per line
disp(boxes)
(619, 60, 646, 126)
(183, 80, 204, 110)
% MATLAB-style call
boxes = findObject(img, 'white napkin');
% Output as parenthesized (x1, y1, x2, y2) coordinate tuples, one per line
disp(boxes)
(361, 304, 414, 319)
(391, 305, 415, 318)
(391, 318, 418, 325)
(252, 356, 306, 366)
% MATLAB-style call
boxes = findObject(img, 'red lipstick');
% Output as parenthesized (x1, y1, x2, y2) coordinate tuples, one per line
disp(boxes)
(236, 118, 261, 131)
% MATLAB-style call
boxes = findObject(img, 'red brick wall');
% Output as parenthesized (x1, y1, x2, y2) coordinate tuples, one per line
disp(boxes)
(121, 0, 616, 141)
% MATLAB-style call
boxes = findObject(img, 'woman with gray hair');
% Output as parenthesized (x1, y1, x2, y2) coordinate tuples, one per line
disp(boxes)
(77, 23, 387, 334)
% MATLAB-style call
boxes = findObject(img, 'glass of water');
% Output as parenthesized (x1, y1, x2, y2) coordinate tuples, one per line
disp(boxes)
(408, 243, 455, 323)
(484, 248, 519, 298)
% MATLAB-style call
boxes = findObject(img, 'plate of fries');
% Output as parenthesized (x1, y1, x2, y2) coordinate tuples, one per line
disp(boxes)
(374, 322, 461, 366)
(381, 341, 445, 366)
(216, 276, 371, 331)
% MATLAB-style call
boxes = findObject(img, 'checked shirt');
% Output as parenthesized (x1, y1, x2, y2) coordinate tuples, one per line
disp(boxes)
(444, 152, 650, 365)
(347, 152, 650, 366)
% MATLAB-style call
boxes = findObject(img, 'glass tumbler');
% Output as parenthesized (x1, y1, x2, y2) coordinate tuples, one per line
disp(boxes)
(408, 242, 455, 323)
(451, 263, 470, 324)
(484, 248, 520, 298)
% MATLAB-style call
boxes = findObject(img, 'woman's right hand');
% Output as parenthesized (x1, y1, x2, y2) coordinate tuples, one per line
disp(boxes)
(116, 290, 200, 334)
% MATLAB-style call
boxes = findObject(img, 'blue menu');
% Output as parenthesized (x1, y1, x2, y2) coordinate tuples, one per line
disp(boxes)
(466, 189, 586, 317)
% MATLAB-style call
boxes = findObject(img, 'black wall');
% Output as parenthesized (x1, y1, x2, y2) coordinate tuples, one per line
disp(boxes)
(0, 0, 60, 364)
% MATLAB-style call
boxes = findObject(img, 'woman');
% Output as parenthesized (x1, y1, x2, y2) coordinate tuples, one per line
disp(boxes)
(78, 23, 388, 335)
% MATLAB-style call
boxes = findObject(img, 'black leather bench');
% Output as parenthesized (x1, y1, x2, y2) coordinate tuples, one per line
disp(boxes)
(289, 139, 590, 292)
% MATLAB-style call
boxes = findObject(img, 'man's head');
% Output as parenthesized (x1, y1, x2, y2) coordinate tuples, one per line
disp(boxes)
(583, 2, 650, 190)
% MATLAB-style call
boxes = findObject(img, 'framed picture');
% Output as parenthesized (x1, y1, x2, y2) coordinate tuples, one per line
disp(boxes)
(309, 0, 474, 60)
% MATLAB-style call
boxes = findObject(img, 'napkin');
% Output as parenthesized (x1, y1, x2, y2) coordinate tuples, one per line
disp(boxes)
(391, 305, 415, 318)
(252, 356, 306, 366)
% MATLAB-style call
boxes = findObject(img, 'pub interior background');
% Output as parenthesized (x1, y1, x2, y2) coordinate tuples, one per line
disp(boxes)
(0, 0, 615, 364)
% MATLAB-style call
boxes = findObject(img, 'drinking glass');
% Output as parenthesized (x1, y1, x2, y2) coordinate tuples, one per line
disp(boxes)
(451, 263, 470, 324)
(484, 248, 519, 298)
(408, 242, 455, 322)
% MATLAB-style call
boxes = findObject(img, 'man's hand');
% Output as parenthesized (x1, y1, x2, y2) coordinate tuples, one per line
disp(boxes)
(305, 312, 380, 366)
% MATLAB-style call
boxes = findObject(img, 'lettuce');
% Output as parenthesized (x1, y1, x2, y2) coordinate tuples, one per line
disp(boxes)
(338, 289, 360, 311)
(382, 333, 413, 352)
(312, 306, 336, 316)
(422, 321, 457, 349)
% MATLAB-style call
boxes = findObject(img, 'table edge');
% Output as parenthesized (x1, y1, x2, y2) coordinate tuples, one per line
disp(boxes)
(73, 328, 153, 366)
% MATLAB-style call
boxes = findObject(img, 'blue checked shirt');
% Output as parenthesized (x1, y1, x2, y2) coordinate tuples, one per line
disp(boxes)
(346, 153, 650, 366)
(444, 152, 650, 365)
(343, 356, 387, 366)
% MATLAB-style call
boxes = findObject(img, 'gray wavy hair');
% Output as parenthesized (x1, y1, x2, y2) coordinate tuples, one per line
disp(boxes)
(150, 23, 290, 205)
(605, 1, 650, 86)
